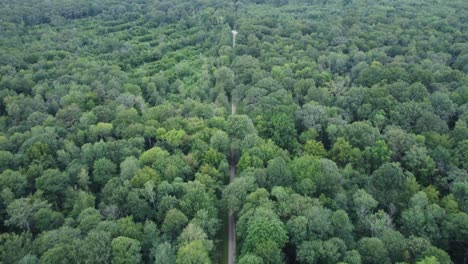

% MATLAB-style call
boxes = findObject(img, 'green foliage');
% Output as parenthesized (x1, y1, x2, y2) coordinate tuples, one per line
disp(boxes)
(120, 156, 140, 180)
(362, 140, 392, 173)
(265, 157, 292, 189)
(403, 146, 436, 185)
(343, 250, 362, 264)
(297, 238, 347, 264)
(269, 112, 298, 153)
(228, 115, 257, 152)
(210, 130, 230, 154)
(304, 140, 326, 158)
(329, 138, 361, 168)
(0, 170, 27, 197)
(5, 198, 49, 232)
(162, 209, 189, 239)
(18, 254, 38, 264)
(111, 236, 142, 264)
(0, 232, 33, 264)
(92, 158, 117, 187)
(164, 129, 187, 149)
(313, 159, 343, 197)
(223, 176, 257, 213)
(401, 192, 446, 245)
(417, 256, 439, 264)
(77, 208, 102, 232)
(154, 242, 176, 264)
(241, 207, 288, 263)
(139, 147, 169, 167)
(357, 237, 390, 264)
(421, 246, 453, 264)
(369, 163, 410, 210)
(130, 166, 160, 188)
(238, 254, 264, 264)
(32, 207, 63, 232)
(340, 121, 380, 150)
(377, 229, 407, 263)
(176, 240, 211, 264)
(89, 122, 113, 141)
(243, 214, 287, 254)
(0, 0, 465, 262)
(39, 243, 75, 264)
(81, 231, 112, 264)
(35, 169, 70, 202)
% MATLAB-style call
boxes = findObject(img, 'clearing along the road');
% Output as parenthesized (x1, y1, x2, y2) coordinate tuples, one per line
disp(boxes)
(228, 102, 237, 264)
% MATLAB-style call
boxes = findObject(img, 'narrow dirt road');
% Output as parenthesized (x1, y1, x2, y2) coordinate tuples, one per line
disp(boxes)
(231, 103, 237, 116)
(228, 102, 237, 264)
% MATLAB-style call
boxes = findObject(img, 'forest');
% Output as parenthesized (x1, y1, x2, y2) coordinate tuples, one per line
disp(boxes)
(0, 0, 467, 263)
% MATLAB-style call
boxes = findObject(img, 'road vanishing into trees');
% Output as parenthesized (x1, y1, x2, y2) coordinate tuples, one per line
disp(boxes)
(228, 102, 237, 264)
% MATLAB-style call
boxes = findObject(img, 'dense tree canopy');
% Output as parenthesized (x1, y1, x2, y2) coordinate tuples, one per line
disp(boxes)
(0, 0, 467, 263)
